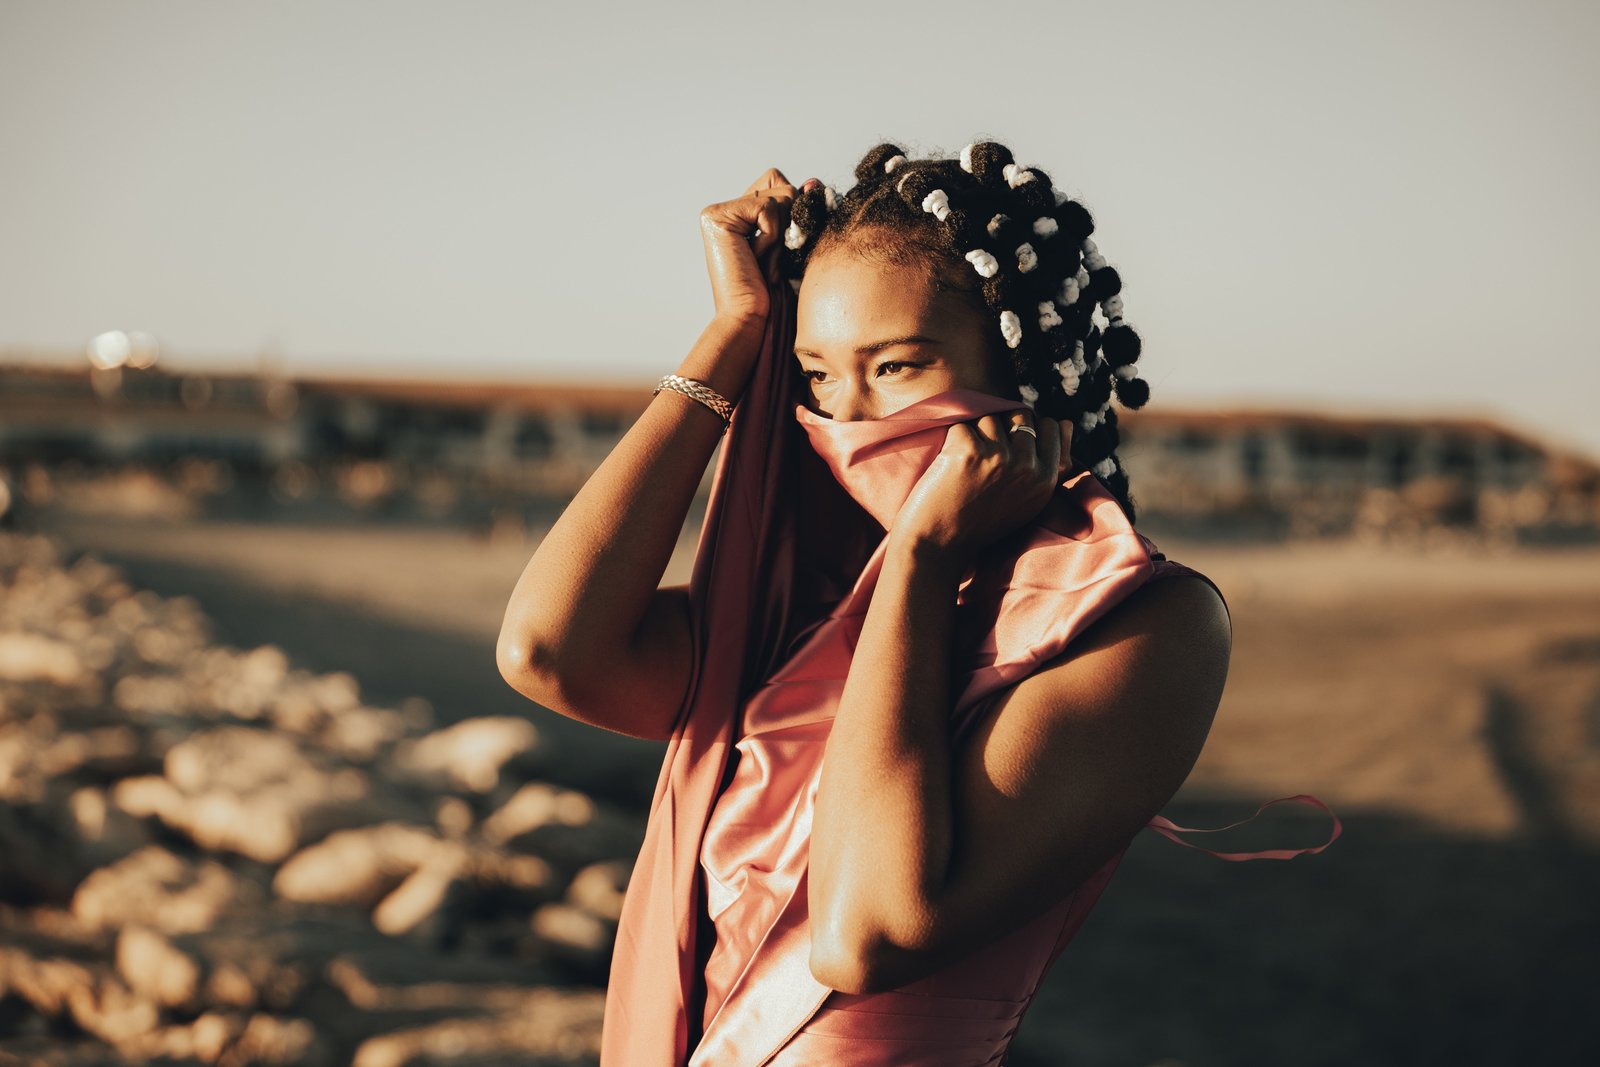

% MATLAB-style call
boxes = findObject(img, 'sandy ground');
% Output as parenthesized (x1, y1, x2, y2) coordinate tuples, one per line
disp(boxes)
(23, 506, 1600, 1065)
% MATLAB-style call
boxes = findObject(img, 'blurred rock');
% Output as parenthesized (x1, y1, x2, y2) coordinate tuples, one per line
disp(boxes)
(72, 845, 263, 935)
(371, 851, 470, 939)
(484, 781, 644, 876)
(67, 784, 156, 868)
(530, 902, 613, 981)
(349, 986, 605, 1067)
(114, 725, 400, 863)
(0, 631, 89, 686)
(387, 716, 541, 794)
(0, 530, 638, 1064)
(273, 822, 443, 908)
(115, 923, 201, 1010)
(565, 860, 629, 924)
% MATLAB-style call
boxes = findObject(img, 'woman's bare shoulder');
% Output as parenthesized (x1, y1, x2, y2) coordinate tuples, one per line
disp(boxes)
(1004, 568, 1232, 756)
(1073, 570, 1231, 662)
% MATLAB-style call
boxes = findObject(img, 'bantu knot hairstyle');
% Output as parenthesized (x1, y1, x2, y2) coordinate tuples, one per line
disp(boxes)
(779, 140, 1151, 524)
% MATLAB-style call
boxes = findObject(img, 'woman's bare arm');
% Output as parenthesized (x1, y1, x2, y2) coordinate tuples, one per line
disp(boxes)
(808, 534, 963, 987)
(496, 169, 799, 741)
(496, 314, 765, 740)
(809, 565, 1228, 994)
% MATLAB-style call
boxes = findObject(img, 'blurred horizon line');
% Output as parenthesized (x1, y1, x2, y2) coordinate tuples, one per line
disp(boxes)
(6, 344, 1598, 465)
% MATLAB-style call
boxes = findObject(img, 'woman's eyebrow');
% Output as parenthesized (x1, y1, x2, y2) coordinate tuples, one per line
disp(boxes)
(793, 334, 940, 357)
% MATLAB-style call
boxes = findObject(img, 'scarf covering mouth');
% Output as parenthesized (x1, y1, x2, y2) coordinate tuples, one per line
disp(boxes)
(792, 386, 1039, 531)
(599, 278, 1339, 1066)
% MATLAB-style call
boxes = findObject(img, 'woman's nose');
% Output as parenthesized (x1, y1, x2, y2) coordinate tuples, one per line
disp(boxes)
(828, 386, 878, 422)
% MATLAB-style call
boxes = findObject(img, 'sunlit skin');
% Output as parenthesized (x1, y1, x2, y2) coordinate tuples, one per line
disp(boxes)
(793, 248, 1018, 422)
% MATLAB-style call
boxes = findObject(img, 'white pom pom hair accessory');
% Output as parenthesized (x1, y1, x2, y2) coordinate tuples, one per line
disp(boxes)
(1033, 215, 1058, 238)
(1092, 456, 1117, 479)
(783, 221, 806, 251)
(986, 213, 1009, 240)
(1079, 399, 1112, 433)
(1016, 243, 1038, 273)
(1002, 162, 1038, 188)
(1081, 236, 1106, 271)
(965, 248, 999, 278)
(884, 154, 907, 173)
(1017, 383, 1039, 407)
(999, 309, 1023, 349)
(921, 188, 951, 221)
(1052, 358, 1080, 396)
(960, 143, 976, 173)
(1037, 301, 1062, 331)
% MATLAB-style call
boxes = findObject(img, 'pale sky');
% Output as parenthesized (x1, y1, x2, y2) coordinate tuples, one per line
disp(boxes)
(2, 0, 1596, 457)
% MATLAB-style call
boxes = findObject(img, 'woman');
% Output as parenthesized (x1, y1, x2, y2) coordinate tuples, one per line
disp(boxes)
(498, 141, 1339, 1066)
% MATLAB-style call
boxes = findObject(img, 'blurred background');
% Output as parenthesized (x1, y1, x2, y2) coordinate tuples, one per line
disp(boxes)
(1, 1, 1596, 1064)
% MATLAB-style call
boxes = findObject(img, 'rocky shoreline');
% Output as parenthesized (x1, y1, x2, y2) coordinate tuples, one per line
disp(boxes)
(0, 530, 642, 1065)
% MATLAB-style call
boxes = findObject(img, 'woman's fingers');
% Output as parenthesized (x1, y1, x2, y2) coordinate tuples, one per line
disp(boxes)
(697, 169, 800, 323)
(1004, 411, 1037, 464)
(976, 409, 1066, 486)
(745, 186, 795, 283)
(1003, 410, 1068, 490)
(742, 167, 794, 198)
(1037, 415, 1062, 479)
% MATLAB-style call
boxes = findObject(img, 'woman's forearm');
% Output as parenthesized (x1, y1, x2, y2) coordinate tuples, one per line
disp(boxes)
(808, 532, 967, 986)
(497, 313, 766, 705)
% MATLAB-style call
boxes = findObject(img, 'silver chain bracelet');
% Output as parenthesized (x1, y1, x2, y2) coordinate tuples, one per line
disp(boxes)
(654, 374, 734, 433)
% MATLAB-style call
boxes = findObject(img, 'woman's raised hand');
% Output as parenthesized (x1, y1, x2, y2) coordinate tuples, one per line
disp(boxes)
(890, 410, 1075, 566)
(700, 168, 799, 326)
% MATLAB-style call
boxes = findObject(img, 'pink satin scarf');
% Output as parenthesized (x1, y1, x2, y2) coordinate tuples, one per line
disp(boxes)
(600, 279, 1340, 1066)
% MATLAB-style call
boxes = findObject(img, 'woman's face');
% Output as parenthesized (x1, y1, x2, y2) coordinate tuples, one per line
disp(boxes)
(793, 248, 1017, 421)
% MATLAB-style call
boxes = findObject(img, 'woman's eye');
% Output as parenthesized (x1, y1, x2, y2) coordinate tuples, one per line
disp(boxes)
(798, 362, 919, 384)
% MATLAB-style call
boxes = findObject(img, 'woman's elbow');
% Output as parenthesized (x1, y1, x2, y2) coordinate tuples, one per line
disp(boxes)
(496, 630, 569, 703)
(809, 941, 877, 995)
(809, 925, 907, 995)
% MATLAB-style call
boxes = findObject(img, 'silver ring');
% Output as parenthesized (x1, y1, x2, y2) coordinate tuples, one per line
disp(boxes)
(1009, 424, 1039, 441)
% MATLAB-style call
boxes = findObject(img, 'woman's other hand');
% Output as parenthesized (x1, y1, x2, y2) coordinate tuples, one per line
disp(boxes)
(700, 168, 798, 326)
(890, 410, 1074, 566)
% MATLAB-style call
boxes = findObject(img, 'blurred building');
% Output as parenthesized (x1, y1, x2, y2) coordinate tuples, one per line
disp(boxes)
(1, 360, 1596, 543)
(0, 362, 655, 498)
(1113, 407, 1600, 542)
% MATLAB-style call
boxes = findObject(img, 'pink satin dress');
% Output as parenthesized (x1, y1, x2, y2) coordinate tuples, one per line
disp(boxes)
(600, 281, 1340, 1067)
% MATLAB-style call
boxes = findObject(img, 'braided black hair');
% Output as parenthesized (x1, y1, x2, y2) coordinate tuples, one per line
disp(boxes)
(779, 140, 1150, 524)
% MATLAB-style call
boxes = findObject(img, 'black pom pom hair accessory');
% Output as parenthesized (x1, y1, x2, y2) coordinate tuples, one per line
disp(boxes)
(776, 141, 1152, 523)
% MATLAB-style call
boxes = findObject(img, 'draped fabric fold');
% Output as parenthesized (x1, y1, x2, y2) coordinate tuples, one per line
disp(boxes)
(599, 279, 1339, 1067)
(598, 276, 811, 1067)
